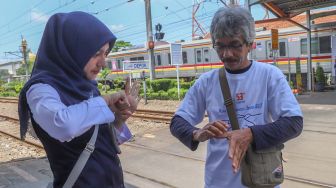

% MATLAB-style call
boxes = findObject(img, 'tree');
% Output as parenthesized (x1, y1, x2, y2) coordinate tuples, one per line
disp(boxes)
(98, 67, 111, 93)
(112, 40, 132, 52)
(16, 50, 36, 76)
(315, 65, 325, 84)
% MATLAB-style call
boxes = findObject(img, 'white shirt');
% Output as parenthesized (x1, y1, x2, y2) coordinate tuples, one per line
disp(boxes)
(176, 61, 302, 188)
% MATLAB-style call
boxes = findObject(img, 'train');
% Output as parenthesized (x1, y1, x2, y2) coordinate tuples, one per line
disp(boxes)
(106, 17, 336, 87)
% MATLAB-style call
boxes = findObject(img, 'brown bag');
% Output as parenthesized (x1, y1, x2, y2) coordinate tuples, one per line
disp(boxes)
(218, 67, 284, 188)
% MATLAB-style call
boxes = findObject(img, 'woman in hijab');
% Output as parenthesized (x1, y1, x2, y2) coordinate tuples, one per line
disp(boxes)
(18, 11, 139, 188)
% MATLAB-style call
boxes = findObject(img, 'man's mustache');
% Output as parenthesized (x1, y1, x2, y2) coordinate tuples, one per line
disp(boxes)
(221, 58, 239, 63)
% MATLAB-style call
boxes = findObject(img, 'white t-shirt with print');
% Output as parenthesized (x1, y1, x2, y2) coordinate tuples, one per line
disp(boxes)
(176, 61, 302, 188)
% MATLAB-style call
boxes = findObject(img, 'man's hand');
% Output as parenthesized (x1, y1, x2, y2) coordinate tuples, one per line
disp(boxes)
(226, 128, 253, 173)
(192, 120, 229, 142)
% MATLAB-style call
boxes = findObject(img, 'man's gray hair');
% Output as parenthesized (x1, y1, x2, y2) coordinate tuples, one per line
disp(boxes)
(210, 6, 255, 44)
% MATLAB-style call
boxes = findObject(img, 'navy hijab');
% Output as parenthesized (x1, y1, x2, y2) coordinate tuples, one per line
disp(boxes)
(18, 11, 116, 139)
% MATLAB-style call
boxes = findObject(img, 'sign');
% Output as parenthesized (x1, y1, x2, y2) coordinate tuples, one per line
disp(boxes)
(271, 29, 279, 50)
(123, 61, 149, 71)
(132, 72, 141, 79)
(170, 43, 182, 65)
(288, 37, 300, 42)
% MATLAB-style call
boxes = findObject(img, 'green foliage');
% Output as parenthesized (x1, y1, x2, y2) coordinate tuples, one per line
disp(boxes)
(14, 82, 24, 93)
(16, 58, 34, 76)
(315, 66, 325, 84)
(97, 83, 103, 90)
(289, 81, 294, 89)
(112, 40, 132, 52)
(0, 91, 17, 97)
(99, 68, 110, 80)
(138, 78, 195, 100)
(0, 80, 24, 97)
(149, 79, 174, 92)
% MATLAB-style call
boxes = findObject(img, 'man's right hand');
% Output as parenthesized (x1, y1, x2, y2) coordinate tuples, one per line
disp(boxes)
(192, 120, 229, 142)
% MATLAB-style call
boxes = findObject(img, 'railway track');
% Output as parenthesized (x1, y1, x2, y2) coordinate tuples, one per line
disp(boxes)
(0, 114, 43, 150)
(0, 97, 18, 104)
(0, 114, 335, 187)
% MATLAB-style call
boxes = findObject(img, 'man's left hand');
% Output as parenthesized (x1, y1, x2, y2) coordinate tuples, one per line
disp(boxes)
(226, 128, 253, 173)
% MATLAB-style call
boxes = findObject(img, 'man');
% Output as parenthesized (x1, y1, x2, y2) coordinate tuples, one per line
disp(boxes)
(170, 6, 303, 188)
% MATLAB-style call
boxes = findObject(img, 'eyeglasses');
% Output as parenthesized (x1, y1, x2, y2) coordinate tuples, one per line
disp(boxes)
(213, 41, 247, 52)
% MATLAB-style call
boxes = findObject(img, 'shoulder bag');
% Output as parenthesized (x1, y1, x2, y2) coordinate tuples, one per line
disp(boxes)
(218, 67, 284, 188)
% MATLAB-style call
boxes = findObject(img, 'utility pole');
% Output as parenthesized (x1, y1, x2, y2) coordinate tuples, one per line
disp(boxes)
(145, 0, 155, 80)
(21, 37, 29, 81)
(306, 10, 312, 91)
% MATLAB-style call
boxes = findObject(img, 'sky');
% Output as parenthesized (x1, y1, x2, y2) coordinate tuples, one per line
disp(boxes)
(0, 0, 266, 63)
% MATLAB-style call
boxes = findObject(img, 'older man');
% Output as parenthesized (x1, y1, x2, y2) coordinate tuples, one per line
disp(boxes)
(170, 6, 303, 188)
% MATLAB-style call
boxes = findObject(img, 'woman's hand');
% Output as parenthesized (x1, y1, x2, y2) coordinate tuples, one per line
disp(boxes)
(124, 79, 141, 113)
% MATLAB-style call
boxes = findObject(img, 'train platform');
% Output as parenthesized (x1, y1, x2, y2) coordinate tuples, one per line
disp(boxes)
(0, 157, 161, 188)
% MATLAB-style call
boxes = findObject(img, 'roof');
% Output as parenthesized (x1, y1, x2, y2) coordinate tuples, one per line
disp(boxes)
(248, 0, 336, 18)
(255, 10, 336, 30)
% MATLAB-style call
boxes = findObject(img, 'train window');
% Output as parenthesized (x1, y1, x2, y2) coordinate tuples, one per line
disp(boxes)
(168, 53, 171, 65)
(300, 38, 318, 55)
(156, 54, 162, 66)
(204, 48, 210, 62)
(266, 41, 273, 58)
(319, 36, 331, 53)
(279, 42, 286, 57)
(116, 59, 123, 69)
(196, 50, 202, 63)
(130, 56, 145, 61)
(182, 51, 188, 64)
(107, 60, 112, 69)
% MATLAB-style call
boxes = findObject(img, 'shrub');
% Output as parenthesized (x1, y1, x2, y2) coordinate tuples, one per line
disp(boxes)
(315, 66, 325, 84)
(0, 91, 17, 97)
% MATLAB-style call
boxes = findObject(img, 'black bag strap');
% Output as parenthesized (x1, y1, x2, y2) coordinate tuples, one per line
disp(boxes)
(218, 67, 240, 130)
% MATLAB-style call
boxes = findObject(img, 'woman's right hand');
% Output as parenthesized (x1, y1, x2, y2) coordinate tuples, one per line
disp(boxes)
(102, 91, 132, 128)
(102, 91, 129, 112)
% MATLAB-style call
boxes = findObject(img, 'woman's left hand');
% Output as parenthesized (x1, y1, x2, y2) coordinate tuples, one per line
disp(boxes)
(124, 79, 141, 113)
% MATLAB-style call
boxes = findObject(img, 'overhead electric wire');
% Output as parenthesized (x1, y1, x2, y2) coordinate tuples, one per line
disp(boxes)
(0, 0, 45, 31)
(127, 11, 214, 44)
(1, 0, 218, 55)
(0, 0, 79, 39)
(89, 0, 132, 15)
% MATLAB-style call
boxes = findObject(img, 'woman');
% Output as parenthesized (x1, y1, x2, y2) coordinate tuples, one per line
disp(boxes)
(18, 11, 138, 188)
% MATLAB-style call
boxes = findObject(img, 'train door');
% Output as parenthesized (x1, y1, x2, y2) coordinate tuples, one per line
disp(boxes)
(266, 39, 287, 59)
(155, 53, 163, 76)
(116, 58, 124, 70)
(195, 48, 203, 64)
(278, 39, 288, 58)
(266, 40, 273, 59)
(194, 47, 210, 73)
